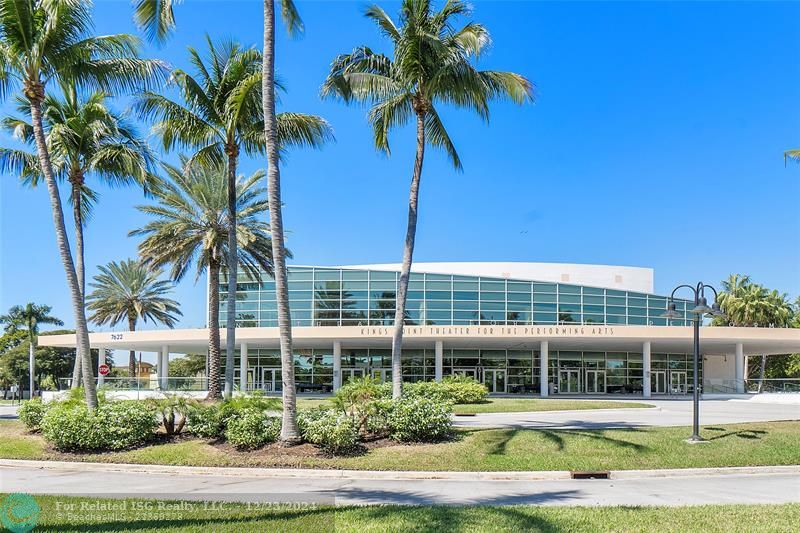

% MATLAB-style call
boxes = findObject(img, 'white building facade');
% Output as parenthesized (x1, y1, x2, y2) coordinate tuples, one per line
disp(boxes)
(40, 263, 800, 397)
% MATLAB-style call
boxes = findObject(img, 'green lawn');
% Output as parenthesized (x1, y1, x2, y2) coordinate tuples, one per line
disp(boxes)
(449, 398, 652, 414)
(5, 495, 798, 532)
(295, 397, 653, 414)
(2, 419, 799, 471)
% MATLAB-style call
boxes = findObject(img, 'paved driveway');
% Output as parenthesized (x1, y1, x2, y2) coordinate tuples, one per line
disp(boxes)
(455, 399, 800, 429)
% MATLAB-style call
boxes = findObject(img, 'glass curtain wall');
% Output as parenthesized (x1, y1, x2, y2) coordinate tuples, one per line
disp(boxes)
(219, 267, 693, 328)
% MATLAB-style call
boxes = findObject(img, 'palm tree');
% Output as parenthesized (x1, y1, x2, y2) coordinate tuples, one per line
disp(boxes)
(86, 259, 182, 381)
(0, 0, 165, 408)
(132, 158, 281, 399)
(716, 277, 794, 391)
(784, 149, 799, 165)
(263, 0, 305, 443)
(1, 86, 157, 386)
(136, 36, 330, 399)
(322, 0, 533, 398)
(0, 304, 63, 398)
(133, 0, 180, 44)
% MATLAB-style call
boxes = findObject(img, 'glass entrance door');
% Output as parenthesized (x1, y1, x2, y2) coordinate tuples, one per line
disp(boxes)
(482, 369, 506, 393)
(669, 371, 687, 394)
(651, 371, 667, 394)
(261, 368, 282, 392)
(371, 368, 392, 383)
(558, 369, 581, 394)
(585, 370, 606, 394)
(340, 368, 366, 385)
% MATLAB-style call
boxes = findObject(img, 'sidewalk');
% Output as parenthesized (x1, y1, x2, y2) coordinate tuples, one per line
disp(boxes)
(1, 460, 798, 506)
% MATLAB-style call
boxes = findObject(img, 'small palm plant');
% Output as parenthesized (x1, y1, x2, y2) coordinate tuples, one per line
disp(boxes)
(132, 158, 282, 399)
(0, 0, 165, 408)
(86, 259, 182, 381)
(136, 36, 331, 399)
(322, 0, 534, 398)
(0, 303, 63, 398)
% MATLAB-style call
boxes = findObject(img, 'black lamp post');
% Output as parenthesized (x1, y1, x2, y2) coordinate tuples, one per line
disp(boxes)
(662, 282, 725, 443)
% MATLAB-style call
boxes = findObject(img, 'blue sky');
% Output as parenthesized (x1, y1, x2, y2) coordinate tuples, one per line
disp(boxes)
(1, 0, 799, 337)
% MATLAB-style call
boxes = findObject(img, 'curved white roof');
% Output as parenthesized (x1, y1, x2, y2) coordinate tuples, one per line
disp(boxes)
(338, 262, 654, 294)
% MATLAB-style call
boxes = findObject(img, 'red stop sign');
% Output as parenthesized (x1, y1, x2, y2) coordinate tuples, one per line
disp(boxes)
(98, 364, 110, 376)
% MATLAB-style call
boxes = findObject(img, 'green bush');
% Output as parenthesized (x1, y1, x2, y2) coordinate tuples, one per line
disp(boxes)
(218, 393, 280, 424)
(18, 398, 49, 432)
(387, 397, 453, 443)
(148, 394, 195, 436)
(224, 409, 280, 449)
(186, 403, 224, 439)
(333, 376, 387, 434)
(302, 409, 359, 454)
(403, 377, 488, 404)
(41, 400, 157, 451)
(297, 407, 329, 435)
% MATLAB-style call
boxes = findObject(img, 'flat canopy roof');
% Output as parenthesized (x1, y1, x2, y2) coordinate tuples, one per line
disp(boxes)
(38, 325, 800, 356)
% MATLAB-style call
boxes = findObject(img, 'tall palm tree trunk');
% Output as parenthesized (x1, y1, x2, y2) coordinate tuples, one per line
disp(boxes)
(69, 177, 85, 388)
(224, 150, 238, 399)
(207, 259, 223, 399)
(758, 354, 767, 393)
(28, 333, 35, 399)
(128, 316, 137, 386)
(26, 83, 97, 409)
(390, 111, 426, 399)
(263, 0, 299, 443)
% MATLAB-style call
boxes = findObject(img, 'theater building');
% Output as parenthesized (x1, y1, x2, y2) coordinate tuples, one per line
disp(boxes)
(40, 262, 800, 397)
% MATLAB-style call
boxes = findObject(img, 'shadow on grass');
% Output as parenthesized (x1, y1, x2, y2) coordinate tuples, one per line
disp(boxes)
(705, 428, 767, 441)
(485, 427, 650, 455)
(41, 507, 334, 533)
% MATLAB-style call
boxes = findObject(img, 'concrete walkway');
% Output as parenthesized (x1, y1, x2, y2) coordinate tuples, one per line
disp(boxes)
(455, 399, 800, 429)
(1, 461, 798, 506)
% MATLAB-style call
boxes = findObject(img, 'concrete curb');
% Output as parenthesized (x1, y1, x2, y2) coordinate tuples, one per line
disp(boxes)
(0, 459, 797, 482)
(453, 405, 661, 419)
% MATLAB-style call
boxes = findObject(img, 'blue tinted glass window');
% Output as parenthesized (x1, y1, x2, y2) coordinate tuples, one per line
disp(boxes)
(534, 312, 557, 323)
(480, 280, 505, 291)
(454, 300, 478, 310)
(480, 301, 505, 311)
(559, 294, 581, 304)
(534, 293, 557, 303)
(534, 283, 557, 293)
(507, 282, 531, 292)
(583, 304, 604, 314)
(534, 303, 557, 313)
(453, 281, 479, 290)
(480, 291, 505, 301)
(558, 284, 581, 295)
(426, 281, 451, 290)
(425, 291, 451, 300)
(454, 291, 479, 300)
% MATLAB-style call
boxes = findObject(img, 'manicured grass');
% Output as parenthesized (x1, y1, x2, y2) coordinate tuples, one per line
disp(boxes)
(296, 397, 653, 414)
(449, 398, 652, 414)
(7, 495, 799, 532)
(2, 419, 799, 471)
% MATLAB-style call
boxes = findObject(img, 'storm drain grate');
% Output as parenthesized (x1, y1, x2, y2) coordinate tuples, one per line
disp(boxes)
(570, 471, 610, 480)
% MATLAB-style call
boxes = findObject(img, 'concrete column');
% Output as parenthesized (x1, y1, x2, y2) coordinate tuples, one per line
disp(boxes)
(434, 341, 444, 382)
(160, 345, 169, 390)
(240, 343, 248, 392)
(735, 342, 745, 393)
(333, 341, 342, 391)
(540, 341, 549, 397)
(97, 346, 106, 387)
(642, 341, 651, 398)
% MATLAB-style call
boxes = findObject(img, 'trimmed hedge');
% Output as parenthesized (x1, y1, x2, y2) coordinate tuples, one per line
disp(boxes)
(301, 409, 359, 454)
(387, 397, 453, 442)
(404, 377, 488, 404)
(224, 409, 280, 449)
(41, 401, 158, 451)
(19, 398, 49, 432)
(186, 403, 224, 439)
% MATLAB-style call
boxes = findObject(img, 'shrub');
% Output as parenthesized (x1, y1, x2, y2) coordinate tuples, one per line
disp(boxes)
(334, 376, 387, 434)
(148, 394, 196, 436)
(41, 400, 157, 451)
(19, 398, 49, 432)
(224, 409, 280, 449)
(303, 409, 359, 454)
(403, 377, 488, 404)
(297, 407, 329, 435)
(186, 403, 224, 439)
(387, 397, 453, 443)
(218, 393, 279, 424)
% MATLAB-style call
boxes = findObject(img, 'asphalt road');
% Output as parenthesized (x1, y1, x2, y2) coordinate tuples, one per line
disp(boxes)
(1, 463, 798, 506)
(454, 399, 800, 429)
